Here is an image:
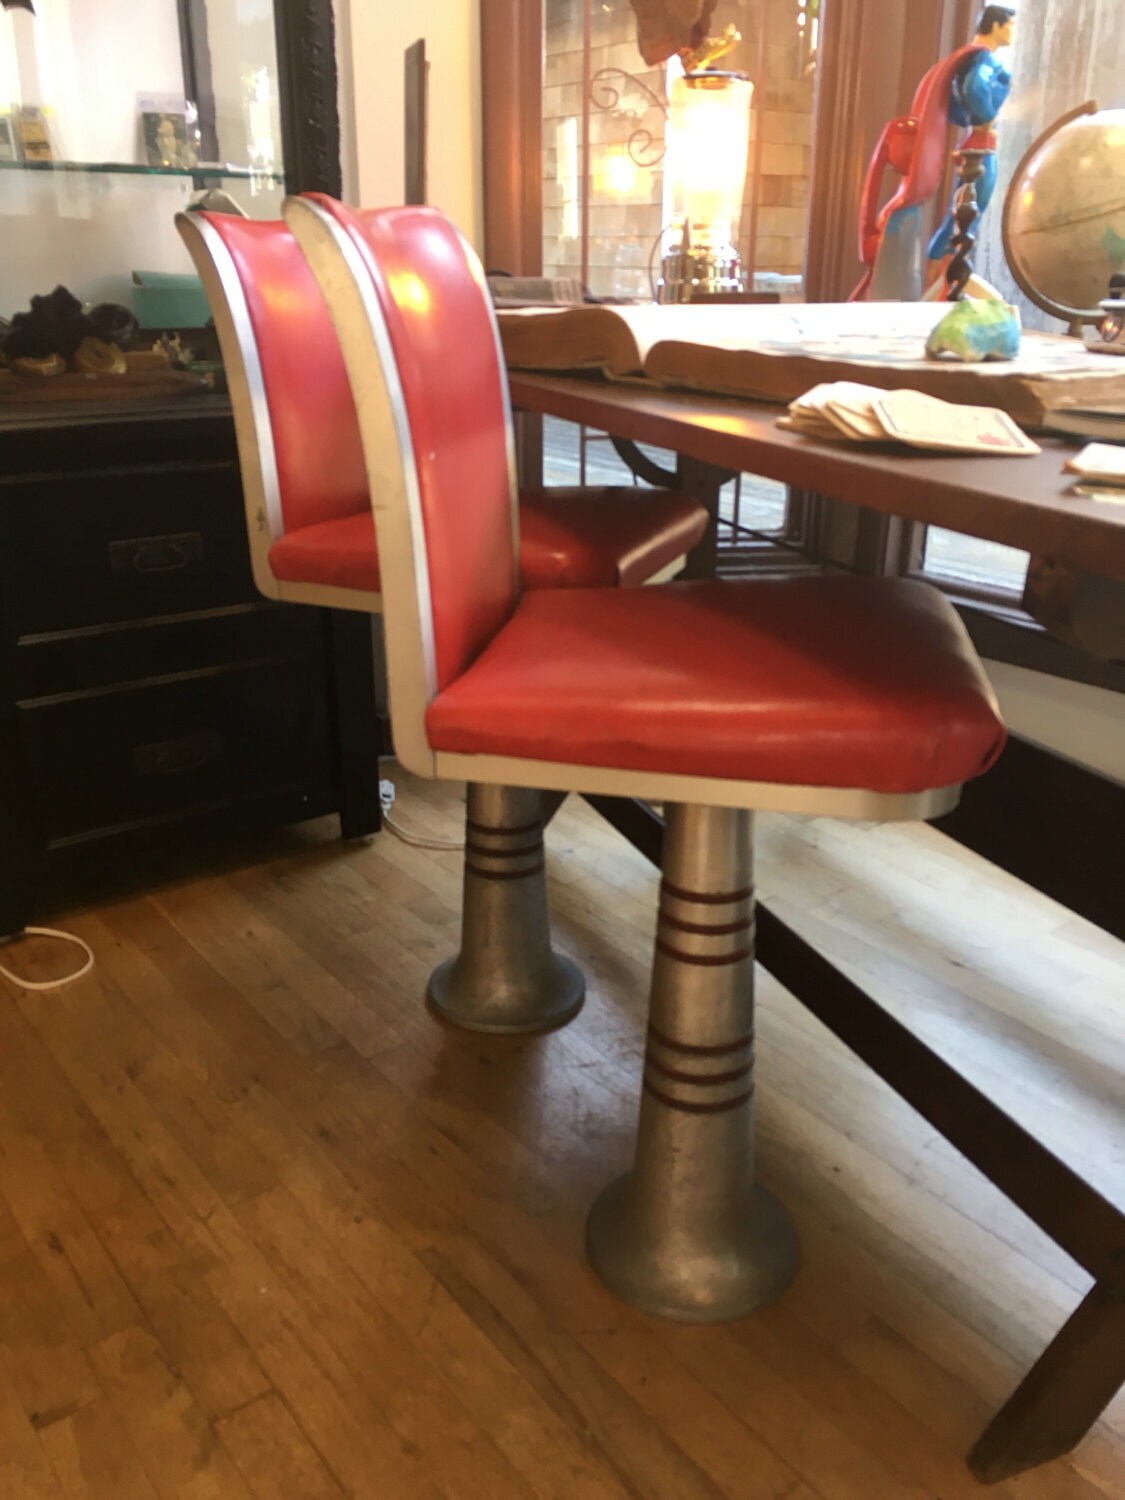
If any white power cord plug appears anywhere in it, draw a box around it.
[379,778,465,851]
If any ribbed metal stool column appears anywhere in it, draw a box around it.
[586,802,798,1320]
[427,783,585,1034]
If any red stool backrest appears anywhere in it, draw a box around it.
[298,197,518,693]
[177,213,369,542]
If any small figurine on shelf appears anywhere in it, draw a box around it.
[852,6,1015,302]
[145,113,188,169]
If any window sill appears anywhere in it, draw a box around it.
[954,600,1125,696]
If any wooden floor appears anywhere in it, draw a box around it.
[1,770,1122,1500]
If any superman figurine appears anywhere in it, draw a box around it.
[852,5,1014,301]
[927,6,1015,267]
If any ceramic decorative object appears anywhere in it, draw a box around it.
[854,5,1015,302]
[925,297,1022,361]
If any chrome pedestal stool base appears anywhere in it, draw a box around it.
[427,783,585,1035]
[586,1175,796,1323]
[586,803,799,1321]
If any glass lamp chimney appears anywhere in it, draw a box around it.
[658,70,753,303]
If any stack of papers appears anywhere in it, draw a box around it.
[1064,442,1125,504]
[779,382,1042,456]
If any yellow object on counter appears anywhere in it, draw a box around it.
[11,353,66,378]
[74,338,127,376]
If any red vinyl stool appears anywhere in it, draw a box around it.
[178,211,708,1036]
[176,212,707,612]
[288,196,1007,1322]
[177,208,708,1032]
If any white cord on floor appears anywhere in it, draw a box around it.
[0,927,95,991]
[380,779,465,852]
[0,787,461,994]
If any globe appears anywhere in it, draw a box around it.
[1002,105,1125,326]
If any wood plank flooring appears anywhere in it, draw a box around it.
[1,769,1122,1499]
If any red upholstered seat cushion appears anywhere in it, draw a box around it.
[519,487,707,587]
[268,488,708,596]
[425,576,1006,793]
[270,512,380,593]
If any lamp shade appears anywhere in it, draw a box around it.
[665,71,753,248]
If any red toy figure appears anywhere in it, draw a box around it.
[852,7,1015,301]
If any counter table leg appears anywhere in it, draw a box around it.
[969,1279,1125,1483]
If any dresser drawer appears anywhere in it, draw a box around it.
[2,461,255,636]
[13,601,320,701]
[18,657,333,843]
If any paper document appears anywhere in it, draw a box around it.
[779,382,1041,455]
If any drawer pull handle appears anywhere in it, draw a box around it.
[109,532,204,575]
[133,731,223,776]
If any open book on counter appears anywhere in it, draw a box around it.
[496,302,1125,430]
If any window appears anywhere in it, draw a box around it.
[542,0,816,299]
[920,528,1030,594]
[541,0,819,569]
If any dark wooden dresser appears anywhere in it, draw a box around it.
[0,397,381,938]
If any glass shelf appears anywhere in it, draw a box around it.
[2,0,289,365]
[0,159,284,183]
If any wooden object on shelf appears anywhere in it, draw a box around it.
[943,145,989,300]
[0,366,209,403]
[404,38,428,206]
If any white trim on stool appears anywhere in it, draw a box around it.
[177,211,383,619]
[286,195,441,774]
[177,212,286,601]
[433,750,961,822]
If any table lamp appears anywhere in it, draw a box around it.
[657,67,753,303]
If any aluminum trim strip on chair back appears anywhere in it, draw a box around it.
[453,225,522,605]
[345,204,519,690]
[177,212,286,600]
[285,193,439,775]
[182,214,370,540]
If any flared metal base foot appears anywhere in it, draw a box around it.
[586,1173,799,1323]
[427,951,585,1035]
[426,782,585,1035]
